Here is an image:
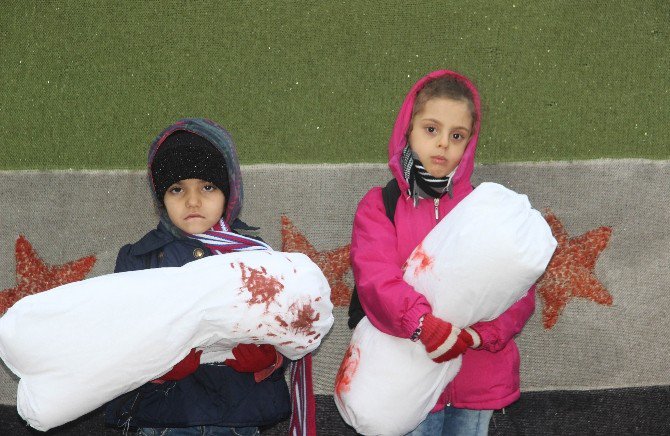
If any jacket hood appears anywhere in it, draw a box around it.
[147,118,243,234]
[388,70,482,195]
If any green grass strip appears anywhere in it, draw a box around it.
[1,1,668,169]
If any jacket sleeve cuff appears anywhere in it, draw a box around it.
[401,299,432,339]
[469,320,502,351]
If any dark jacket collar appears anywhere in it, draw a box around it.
[128,222,202,256]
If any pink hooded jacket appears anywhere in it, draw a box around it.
[350,70,535,411]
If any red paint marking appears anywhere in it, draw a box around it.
[280,341,292,346]
[537,211,614,329]
[408,243,433,276]
[289,300,320,335]
[230,263,235,269]
[313,333,321,340]
[267,332,277,337]
[280,214,353,308]
[239,262,284,310]
[0,235,97,315]
[275,315,289,328]
[335,344,360,398]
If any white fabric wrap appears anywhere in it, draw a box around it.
[0,250,334,432]
[335,183,557,435]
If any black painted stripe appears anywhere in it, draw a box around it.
[1,386,669,435]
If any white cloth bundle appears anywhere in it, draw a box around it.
[335,183,557,435]
[0,250,334,431]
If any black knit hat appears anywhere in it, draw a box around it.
[151,130,229,204]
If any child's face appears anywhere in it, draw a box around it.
[163,178,225,234]
[408,97,473,178]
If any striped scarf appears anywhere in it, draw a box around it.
[413,159,453,198]
[190,218,272,252]
[401,145,454,200]
[288,354,316,436]
[189,218,317,436]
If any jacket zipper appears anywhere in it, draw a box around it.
[434,198,440,222]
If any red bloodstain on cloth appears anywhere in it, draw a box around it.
[239,262,284,310]
[0,235,96,315]
[406,243,433,276]
[536,210,613,329]
[335,344,361,398]
[281,215,352,307]
[274,315,289,328]
[289,301,320,336]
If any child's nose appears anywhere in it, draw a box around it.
[437,134,449,148]
[185,192,201,207]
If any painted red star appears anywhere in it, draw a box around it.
[281,215,352,307]
[0,235,96,315]
[536,210,613,329]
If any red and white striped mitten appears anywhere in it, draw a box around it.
[419,314,473,363]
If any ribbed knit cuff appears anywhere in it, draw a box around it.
[464,327,482,349]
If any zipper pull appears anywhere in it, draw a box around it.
[434,198,439,221]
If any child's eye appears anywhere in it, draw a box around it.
[452,132,468,141]
[168,186,182,194]
[426,126,437,134]
[202,184,218,192]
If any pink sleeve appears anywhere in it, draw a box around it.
[470,286,536,352]
[350,188,432,338]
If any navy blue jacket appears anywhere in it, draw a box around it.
[105,221,291,429]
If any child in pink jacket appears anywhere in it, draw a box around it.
[350,70,535,435]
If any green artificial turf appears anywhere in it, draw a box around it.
[1,1,668,169]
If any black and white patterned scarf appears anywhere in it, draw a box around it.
[401,145,454,202]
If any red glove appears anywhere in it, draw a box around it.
[154,348,202,382]
[224,344,282,382]
[419,314,474,363]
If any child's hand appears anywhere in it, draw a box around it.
[153,348,202,382]
[224,343,282,381]
[419,314,473,363]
